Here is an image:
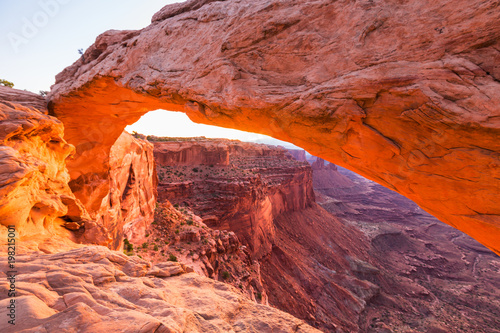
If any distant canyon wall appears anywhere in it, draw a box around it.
[153,139,378,331]
[154,139,314,259]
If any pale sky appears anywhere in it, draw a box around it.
[0,0,298,147]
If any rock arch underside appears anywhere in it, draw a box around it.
[48,0,500,255]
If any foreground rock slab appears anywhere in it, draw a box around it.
[49,0,500,255]
[0,246,320,333]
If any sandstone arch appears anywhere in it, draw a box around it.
[49,0,500,255]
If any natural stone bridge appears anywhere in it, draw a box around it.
[49,0,500,255]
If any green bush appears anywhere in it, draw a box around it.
[168,254,177,262]
[123,239,133,252]
[0,79,14,88]
[222,271,230,280]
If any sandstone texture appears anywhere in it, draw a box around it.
[98,131,157,249]
[0,88,157,251]
[0,246,320,333]
[49,0,500,255]
[0,87,91,252]
[132,200,270,306]
[153,138,381,331]
[154,138,314,258]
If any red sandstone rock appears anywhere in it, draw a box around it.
[0,88,156,250]
[49,0,500,255]
[107,132,157,248]
[317,166,500,332]
[153,138,383,330]
[288,149,307,162]
[124,200,270,305]
[153,139,230,166]
[67,131,157,249]
[0,87,94,251]
[261,203,376,332]
[154,138,314,258]
[311,157,354,189]
[0,246,320,332]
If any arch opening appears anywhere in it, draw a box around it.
[47,0,500,255]
[49,80,500,256]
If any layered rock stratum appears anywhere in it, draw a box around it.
[48,0,500,255]
[154,138,315,258]
[0,87,93,252]
[152,138,381,331]
[313,158,500,332]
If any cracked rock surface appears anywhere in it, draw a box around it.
[0,246,319,333]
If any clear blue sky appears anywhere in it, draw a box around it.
[0,0,298,147]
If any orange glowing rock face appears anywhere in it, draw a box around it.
[0,87,91,252]
[50,0,500,255]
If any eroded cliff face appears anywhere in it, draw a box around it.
[260,204,377,332]
[153,139,386,331]
[0,87,156,251]
[153,138,230,166]
[313,159,500,332]
[100,132,157,249]
[48,0,500,255]
[155,138,314,259]
[311,158,354,190]
[0,87,92,252]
